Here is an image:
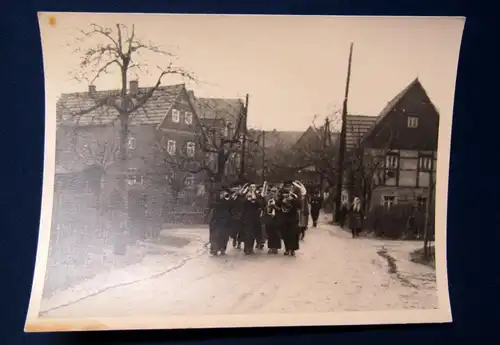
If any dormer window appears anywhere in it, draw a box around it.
[185,111,193,125]
[172,109,180,123]
[407,116,419,128]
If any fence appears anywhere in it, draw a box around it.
[364,204,434,240]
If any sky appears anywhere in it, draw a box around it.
[39,13,464,131]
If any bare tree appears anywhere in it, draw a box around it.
[59,23,196,212]
[269,111,342,188]
[345,121,399,215]
[156,97,247,202]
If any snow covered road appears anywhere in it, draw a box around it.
[41,223,438,318]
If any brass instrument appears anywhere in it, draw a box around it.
[266,197,277,216]
[280,192,297,213]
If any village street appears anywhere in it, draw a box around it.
[39,215,438,318]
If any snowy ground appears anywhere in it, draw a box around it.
[39,216,437,318]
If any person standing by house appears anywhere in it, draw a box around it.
[309,190,323,227]
[349,197,363,238]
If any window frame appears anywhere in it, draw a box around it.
[167,140,176,155]
[384,151,400,186]
[186,141,196,157]
[185,111,193,125]
[381,195,397,208]
[172,109,180,123]
[407,116,419,128]
[128,136,136,150]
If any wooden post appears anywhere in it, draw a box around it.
[334,42,354,223]
[261,130,266,183]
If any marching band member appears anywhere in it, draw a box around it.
[228,186,243,249]
[263,186,282,254]
[241,183,265,255]
[279,183,302,256]
[210,188,232,256]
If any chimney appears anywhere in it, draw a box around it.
[88,85,96,95]
[129,80,138,95]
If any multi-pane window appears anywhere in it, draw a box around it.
[184,173,195,187]
[384,152,399,186]
[186,141,195,157]
[407,116,419,128]
[419,156,433,172]
[185,111,193,125]
[382,195,397,208]
[167,140,176,155]
[127,175,143,185]
[418,154,433,187]
[172,109,180,123]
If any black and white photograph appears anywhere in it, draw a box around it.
[26,13,464,332]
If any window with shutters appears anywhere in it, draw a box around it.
[172,109,180,123]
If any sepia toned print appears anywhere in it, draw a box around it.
[25,13,464,332]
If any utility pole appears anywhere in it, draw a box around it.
[261,130,266,183]
[319,117,329,197]
[334,42,354,223]
[239,94,249,182]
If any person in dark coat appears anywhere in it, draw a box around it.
[279,192,301,256]
[263,187,282,254]
[349,197,363,238]
[338,200,349,229]
[209,189,231,255]
[215,190,233,255]
[309,191,323,227]
[229,191,243,249]
[241,187,264,255]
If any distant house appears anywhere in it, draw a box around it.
[55,81,206,224]
[343,78,439,237]
[244,128,303,183]
[269,124,339,191]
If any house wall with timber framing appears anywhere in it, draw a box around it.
[344,78,440,228]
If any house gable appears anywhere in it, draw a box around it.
[157,87,198,134]
[361,78,440,151]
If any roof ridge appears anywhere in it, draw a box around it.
[59,83,185,97]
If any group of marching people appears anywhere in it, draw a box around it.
[208,180,323,257]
